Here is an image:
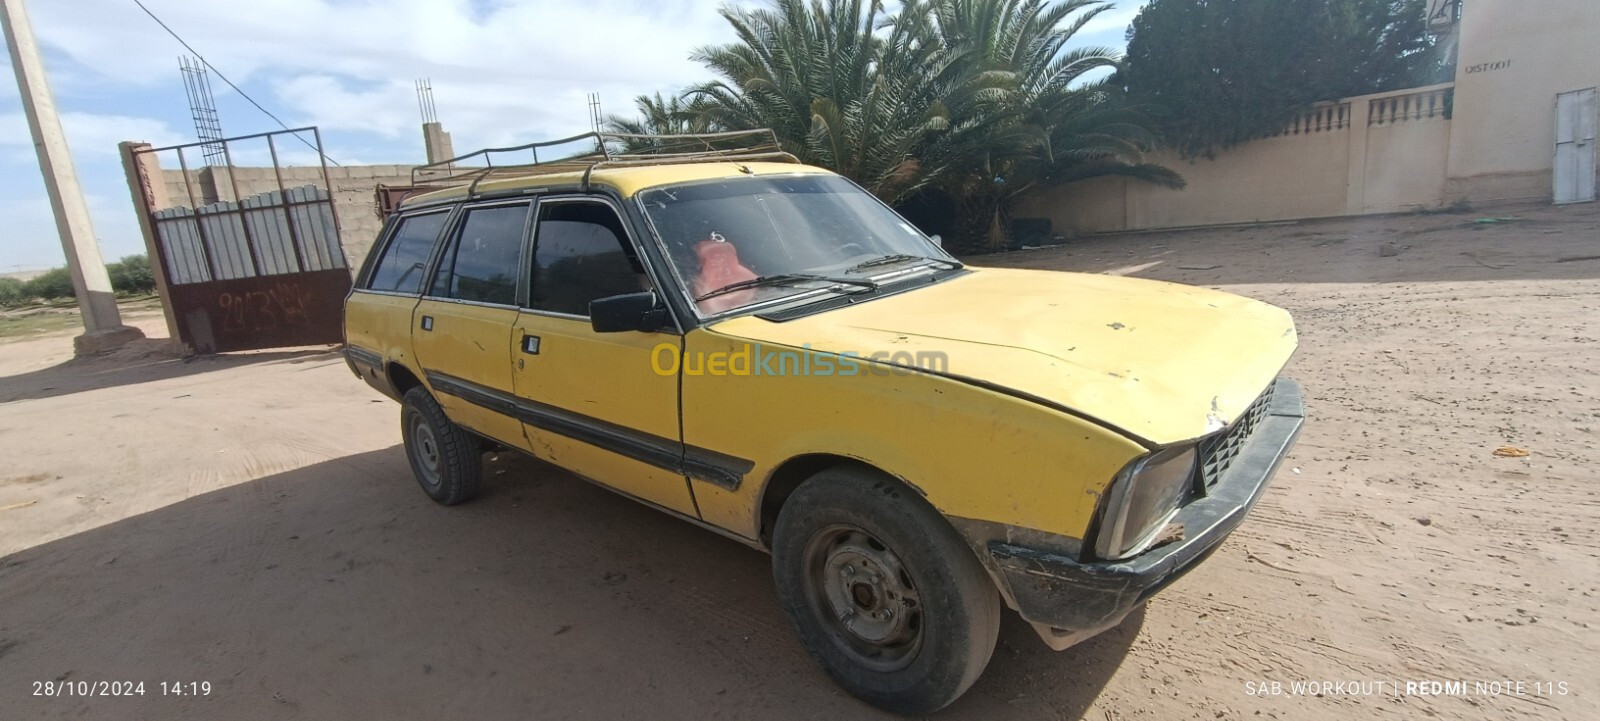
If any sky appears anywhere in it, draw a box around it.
[0,0,1146,272]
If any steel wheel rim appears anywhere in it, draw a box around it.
[801,524,924,672]
[408,412,443,491]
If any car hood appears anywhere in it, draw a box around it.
[708,267,1297,446]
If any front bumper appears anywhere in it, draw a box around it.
[989,379,1305,647]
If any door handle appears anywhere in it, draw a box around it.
[521,334,541,355]
[419,315,434,332]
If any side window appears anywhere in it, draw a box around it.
[429,203,529,305]
[528,202,646,316]
[367,211,449,294]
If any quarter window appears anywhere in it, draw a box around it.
[368,211,449,294]
[430,203,529,305]
[528,202,645,316]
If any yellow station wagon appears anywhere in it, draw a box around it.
[343,130,1304,714]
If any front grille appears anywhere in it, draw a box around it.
[1197,381,1276,490]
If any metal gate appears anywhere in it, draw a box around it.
[129,128,352,353]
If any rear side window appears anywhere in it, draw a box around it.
[368,212,449,294]
[429,203,529,305]
[528,202,645,316]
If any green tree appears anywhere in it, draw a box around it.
[908,0,1184,250]
[1123,0,1456,158]
[643,0,1180,252]
[684,0,950,202]
[22,267,74,300]
[0,277,25,306]
[107,254,156,294]
[603,93,725,153]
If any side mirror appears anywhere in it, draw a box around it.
[929,234,943,249]
[590,291,669,333]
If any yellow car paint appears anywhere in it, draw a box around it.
[509,313,698,517]
[344,291,421,394]
[680,325,1150,542]
[354,160,1298,554]
[412,300,524,445]
[710,267,1298,446]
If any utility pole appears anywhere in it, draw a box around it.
[2,0,143,354]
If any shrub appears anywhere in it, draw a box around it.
[22,267,75,300]
[108,254,156,294]
[0,277,26,306]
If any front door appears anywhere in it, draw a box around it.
[1555,88,1597,205]
[510,197,696,516]
[411,201,532,449]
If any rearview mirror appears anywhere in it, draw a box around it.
[929,234,943,248]
[590,291,669,333]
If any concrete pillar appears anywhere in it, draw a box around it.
[423,122,455,164]
[1345,98,1372,214]
[119,142,182,345]
[2,0,143,353]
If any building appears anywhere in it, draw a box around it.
[1016,0,1599,235]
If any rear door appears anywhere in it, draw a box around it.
[411,201,533,448]
[509,196,697,516]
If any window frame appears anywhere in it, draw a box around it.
[420,199,534,310]
[523,194,681,333]
[358,207,457,297]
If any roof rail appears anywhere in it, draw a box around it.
[409,129,798,196]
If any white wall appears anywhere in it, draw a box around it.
[1446,0,1600,201]
[1015,87,1455,234]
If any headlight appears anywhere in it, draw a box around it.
[1094,446,1198,560]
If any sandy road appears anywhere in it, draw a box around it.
[1,202,1595,719]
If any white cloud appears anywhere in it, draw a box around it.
[1079,2,1146,39]
[0,111,187,158]
[29,0,735,148]
[2,0,1137,270]
[0,187,149,271]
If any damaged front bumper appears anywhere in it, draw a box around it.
[991,379,1305,650]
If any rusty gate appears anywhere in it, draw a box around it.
[129,128,352,354]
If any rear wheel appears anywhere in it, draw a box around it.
[771,467,1000,715]
[401,386,481,505]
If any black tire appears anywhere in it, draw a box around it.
[771,466,1001,715]
[400,386,482,505]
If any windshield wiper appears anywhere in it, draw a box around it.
[845,254,963,274]
[695,274,880,302]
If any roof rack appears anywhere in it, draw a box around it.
[409,129,798,197]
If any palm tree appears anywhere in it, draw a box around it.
[612,0,1183,252]
[909,0,1184,251]
[603,93,722,153]
[685,0,963,202]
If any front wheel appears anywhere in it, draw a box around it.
[400,386,482,505]
[771,467,1000,715]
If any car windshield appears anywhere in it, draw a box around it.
[638,174,953,315]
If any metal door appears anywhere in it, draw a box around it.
[1555,88,1597,205]
[128,127,353,353]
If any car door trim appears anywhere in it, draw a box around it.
[423,370,752,490]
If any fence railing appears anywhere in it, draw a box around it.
[1267,83,1457,138]
[1280,103,1352,135]
[1368,86,1454,126]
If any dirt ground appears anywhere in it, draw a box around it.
[1,202,1595,720]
